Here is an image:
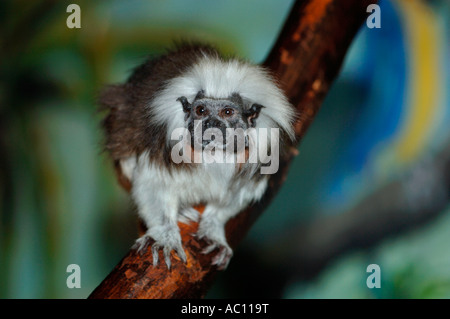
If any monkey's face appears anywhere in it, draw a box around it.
[177,91,263,151]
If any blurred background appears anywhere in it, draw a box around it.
[0,0,449,299]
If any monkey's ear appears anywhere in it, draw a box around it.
[194,90,205,100]
[244,103,264,127]
[98,85,128,111]
[229,92,243,105]
[177,96,191,113]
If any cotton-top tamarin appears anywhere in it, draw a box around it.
[99,43,296,269]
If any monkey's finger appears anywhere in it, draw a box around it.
[212,246,233,270]
[132,236,151,255]
[201,244,217,255]
[175,246,187,264]
[151,244,160,267]
[163,246,172,269]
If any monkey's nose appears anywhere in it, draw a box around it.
[205,119,222,129]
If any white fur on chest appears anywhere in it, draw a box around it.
[123,153,268,214]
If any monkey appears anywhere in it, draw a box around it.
[99,43,296,270]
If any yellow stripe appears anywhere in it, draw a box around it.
[394,0,442,162]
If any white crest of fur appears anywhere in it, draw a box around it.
[149,55,296,143]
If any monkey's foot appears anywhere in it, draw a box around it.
[132,226,187,269]
[197,225,233,270]
[202,241,233,270]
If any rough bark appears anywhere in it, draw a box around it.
[89,0,376,299]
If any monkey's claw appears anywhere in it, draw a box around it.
[132,235,151,255]
[132,230,187,269]
[200,240,233,270]
[207,244,233,270]
[150,241,187,269]
[197,220,233,269]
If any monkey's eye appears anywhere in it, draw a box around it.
[195,105,208,116]
[222,107,235,117]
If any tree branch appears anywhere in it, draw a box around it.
[89,0,375,299]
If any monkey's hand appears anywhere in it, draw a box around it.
[132,224,186,269]
[197,218,233,270]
